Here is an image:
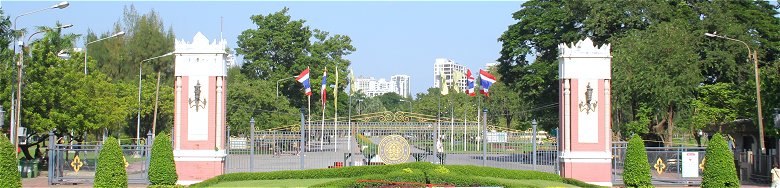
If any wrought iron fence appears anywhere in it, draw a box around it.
[48,132,152,185]
[612,141,707,186]
[225,121,558,174]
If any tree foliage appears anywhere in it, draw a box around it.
[86,5,176,137]
[94,137,128,188]
[236,8,355,113]
[701,133,739,188]
[499,1,780,142]
[226,67,297,135]
[623,135,652,188]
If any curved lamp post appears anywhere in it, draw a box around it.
[10,0,69,156]
[705,32,765,153]
[15,24,72,154]
[136,52,175,143]
[84,31,125,75]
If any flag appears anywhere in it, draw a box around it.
[479,69,496,97]
[349,69,356,95]
[452,70,463,93]
[440,71,449,95]
[296,67,312,96]
[466,69,475,96]
[321,68,328,105]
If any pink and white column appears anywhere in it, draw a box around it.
[172,32,229,185]
[558,38,612,187]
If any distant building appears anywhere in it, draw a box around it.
[391,75,411,98]
[354,75,411,98]
[485,62,498,70]
[433,58,467,92]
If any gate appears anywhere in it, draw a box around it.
[47,132,152,185]
[611,142,707,186]
[225,111,558,174]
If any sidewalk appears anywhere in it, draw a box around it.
[22,172,148,188]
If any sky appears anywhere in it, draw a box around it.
[3,1,522,95]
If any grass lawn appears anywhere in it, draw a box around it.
[482,177,578,188]
[203,177,576,188]
[206,178,344,187]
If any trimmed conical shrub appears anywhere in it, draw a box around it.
[623,135,652,188]
[701,133,739,187]
[149,134,178,185]
[0,136,21,188]
[94,137,127,188]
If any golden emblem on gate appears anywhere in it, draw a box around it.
[70,155,83,173]
[379,135,411,164]
[654,157,666,174]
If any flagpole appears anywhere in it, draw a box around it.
[347,78,348,161]
[464,104,467,152]
[308,95,311,150]
[321,68,327,151]
[476,79,481,151]
[450,95,454,151]
[436,88,440,162]
[334,64,339,152]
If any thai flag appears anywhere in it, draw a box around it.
[321,69,327,105]
[466,69,475,96]
[296,68,312,96]
[479,69,496,97]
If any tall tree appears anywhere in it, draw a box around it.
[498,1,780,143]
[236,8,355,113]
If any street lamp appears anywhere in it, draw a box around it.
[276,76,296,98]
[9,0,69,156]
[15,24,73,152]
[399,99,412,113]
[705,32,766,153]
[136,52,175,144]
[84,31,125,75]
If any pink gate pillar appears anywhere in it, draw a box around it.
[172,32,229,185]
[558,38,613,187]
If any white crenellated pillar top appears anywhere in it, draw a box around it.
[174,32,228,77]
[558,38,611,80]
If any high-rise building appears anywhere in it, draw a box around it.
[354,75,411,98]
[433,58,467,92]
[391,75,411,98]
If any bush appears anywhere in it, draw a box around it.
[94,137,127,188]
[623,135,652,187]
[149,134,178,185]
[0,136,21,188]
[701,133,739,188]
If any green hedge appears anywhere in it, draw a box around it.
[0,136,21,188]
[623,135,652,187]
[701,133,739,188]
[149,134,178,185]
[94,137,128,188]
[190,162,604,188]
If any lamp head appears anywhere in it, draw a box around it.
[704,33,717,37]
[60,24,73,29]
[112,31,126,37]
[52,1,69,9]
